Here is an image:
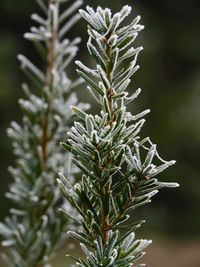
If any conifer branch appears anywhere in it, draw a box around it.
[0,1,88,266]
[58,5,179,267]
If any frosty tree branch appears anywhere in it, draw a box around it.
[58,5,179,267]
[0,1,88,267]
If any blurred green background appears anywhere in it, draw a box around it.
[0,0,200,266]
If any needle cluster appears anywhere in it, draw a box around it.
[58,5,179,267]
[0,0,88,266]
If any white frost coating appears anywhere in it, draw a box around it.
[57,5,179,267]
[1,0,86,266]
[50,4,59,30]
[60,0,83,24]
[75,60,99,78]
[31,13,46,25]
[59,13,81,38]
[18,54,45,82]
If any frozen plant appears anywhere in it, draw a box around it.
[0,0,89,266]
[58,5,179,267]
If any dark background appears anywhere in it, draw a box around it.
[0,0,200,266]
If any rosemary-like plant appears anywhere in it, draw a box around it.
[58,5,179,267]
[0,0,88,266]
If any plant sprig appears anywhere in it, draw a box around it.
[0,1,89,267]
[58,5,179,267]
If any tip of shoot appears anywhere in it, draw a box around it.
[170,160,176,165]
[173,182,180,188]
[56,178,61,184]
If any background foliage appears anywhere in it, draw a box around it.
[0,0,200,250]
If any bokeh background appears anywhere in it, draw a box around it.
[0,0,200,266]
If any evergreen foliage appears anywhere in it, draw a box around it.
[0,0,88,266]
[58,5,179,267]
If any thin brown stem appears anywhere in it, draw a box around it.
[100,179,112,244]
[41,1,58,170]
[109,199,131,230]
[99,40,116,244]
[109,182,137,229]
